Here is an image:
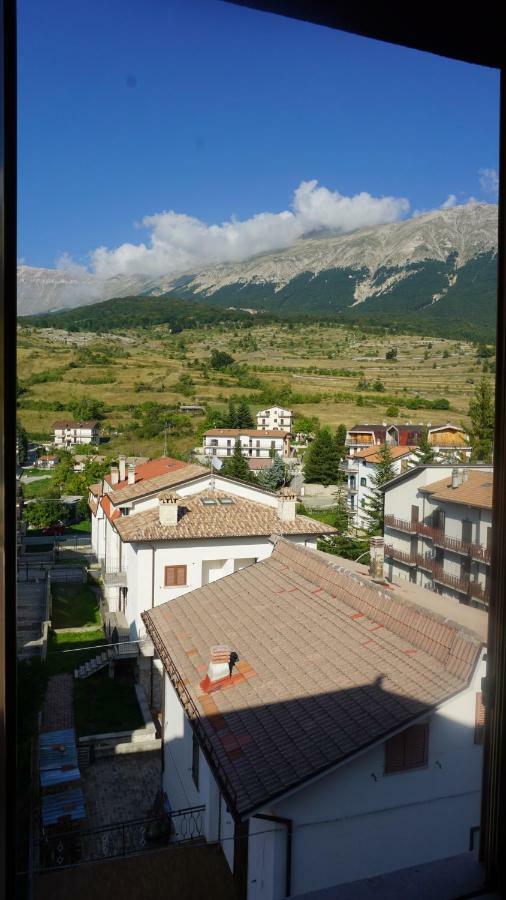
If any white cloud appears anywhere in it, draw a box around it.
[55,252,90,276]
[75,180,410,280]
[440,194,458,209]
[479,168,499,198]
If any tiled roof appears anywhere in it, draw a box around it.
[103,456,188,489]
[88,499,98,516]
[354,445,416,462]
[204,429,289,438]
[142,539,485,817]
[420,470,493,509]
[247,458,273,470]
[52,420,99,428]
[114,490,334,542]
[89,482,101,496]
[106,462,209,504]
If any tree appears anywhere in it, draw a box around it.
[293,414,319,436]
[24,498,69,530]
[223,400,238,428]
[236,399,254,429]
[256,453,286,491]
[68,397,105,421]
[363,443,396,535]
[410,427,435,466]
[173,373,194,394]
[210,349,235,370]
[335,424,347,462]
[75,496,90,522]
[220,438,254,483]
[303,427,342,486]
[16,420,29,465]
[385,347,398,360]
[468,376,494,462]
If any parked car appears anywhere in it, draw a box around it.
[42,523,65,536]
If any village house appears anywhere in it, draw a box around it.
[202,429,290,461]
[341,444,419,528]
[36,454,59,469]
[346,422,471,460]
[53,419,100,448]
[88,456,334,709]
[256,406,293,432]
[141,537,487,900]
[382,465,493,609]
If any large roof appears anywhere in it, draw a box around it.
[114,490,334,542]
[420,470,493,510]
[142,539,485,818]
[354,445,416,462]
[52,419,98,429]
[106,461,209,504]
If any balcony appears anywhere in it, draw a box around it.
[101,561,127,587]
[384,515,417,535]
[384,544,416,566]
[433,566,470,596]
[468,580,490,606]
[385,516,491,564]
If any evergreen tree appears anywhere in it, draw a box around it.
[16,420,29,465]
[468,376,494,462]
[221,438,253,483]
[410,426,435,466]
[335,423,347,462]
[363,443,396,535]
[257,453,286,491]
[223,400,238,429]
[236,399,254,429]
[303,427,342,486]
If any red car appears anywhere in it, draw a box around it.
[42,523,65,536]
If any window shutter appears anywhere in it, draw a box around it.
[475,692,485,745]
[385,732,406,773]
[404,724,428,768]
[164,566,176,587]
[176,566,187,586]
[164,565,187,587]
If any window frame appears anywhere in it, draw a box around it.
[164,564,187,588]
[384,723,429,775]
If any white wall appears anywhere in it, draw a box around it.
[248,655,486,899]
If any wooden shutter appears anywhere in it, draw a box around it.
[164,565,187,587]
[385,724,428,773]
[385,731,406,773]
[475,692,485,745]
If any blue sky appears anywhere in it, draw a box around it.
[18,0,499,276]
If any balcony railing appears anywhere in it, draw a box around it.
[433,567,470,595]
[385,516,491,563]
[101,561,127,586]
[384,544,416,566]
[468,581,491,605]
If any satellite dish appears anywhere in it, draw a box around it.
[211,456,223,470]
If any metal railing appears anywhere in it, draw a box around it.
[433,566,470,595]
[35,806,205,870]
[385,516,491,563]
[384,515,418,534]
[384,544,416,566]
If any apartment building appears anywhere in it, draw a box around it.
[256,405,293,432]
[341,444,418,528]
[346,422,471,459]
[142,538,487,899]
[202,428,290,460]
[53,419,100,447]
[382,465,492,609]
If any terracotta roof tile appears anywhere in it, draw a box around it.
[142,539,485,817]
[106,461,209,504]
[354,445,417,462]
[114,490,334,542]
[420,470,493,509]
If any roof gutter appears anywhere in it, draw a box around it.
[253,813,292,897]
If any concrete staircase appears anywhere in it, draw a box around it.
[74,651,109,679]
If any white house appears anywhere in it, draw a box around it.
[53,419,100,447]
[382,465,493,609]
[142,538,487,900]
[341,444,419,529]
[203,429,290,461]
[36,454,60,469]
[88,456,334,710]
[256,406,293,432]
[346,422,471,460]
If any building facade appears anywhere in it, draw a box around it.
[256,406,293,432]
[203,429,290,460]
[341,445,418,529]
[383,465,492,609]
[346,422,471,460]
[142,539,487,900]
[53,420,100,447]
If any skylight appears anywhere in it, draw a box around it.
[201,498,218,506]
[218,497,235,505]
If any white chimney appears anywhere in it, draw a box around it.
[110,466,119,486]
[277,487,297,522]
[159,492,179,526]
[462,468,469,482]
[451,468,462,489]
[207,645,232,684]
[369,536,385,582]
[119,455,126,481]
[128,464,136,485]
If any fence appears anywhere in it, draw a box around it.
[34,806,205,870]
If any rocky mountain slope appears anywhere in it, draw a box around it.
[18,204,497,328]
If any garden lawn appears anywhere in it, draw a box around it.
[74,668,144,736]
[297,504,337,527]
[45,630,106,676]
[66,520,92,534]
[51,583,101,629]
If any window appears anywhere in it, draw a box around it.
[385,723,429,773]
[191,731,200,789]
[164,565,187,587]
[475,692,485,745]
[360,477,367,487]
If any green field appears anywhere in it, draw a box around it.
[17,320,494,459]
[51,582,101,629]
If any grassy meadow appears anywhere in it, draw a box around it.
[17,320,493,458]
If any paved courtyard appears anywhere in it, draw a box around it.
[82,751,162,829]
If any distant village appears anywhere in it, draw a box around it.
[16,400,490,897]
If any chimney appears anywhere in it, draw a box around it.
[128,464,136,485]
[451,467,462,488]
[369,536,385,582]
[462,468,469,482]
[277,487,297,522]
[110,466,119,486]
[118,455,126,481]
[207,645,232,684]
[159,492,179,526]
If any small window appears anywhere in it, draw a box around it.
[475,692,485,745]
[201,498,218,506]
[360,477,367,487]
[218,497,234,505]
[164,565,187,587]
[192,731,200,790]
[385,724,429,774]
